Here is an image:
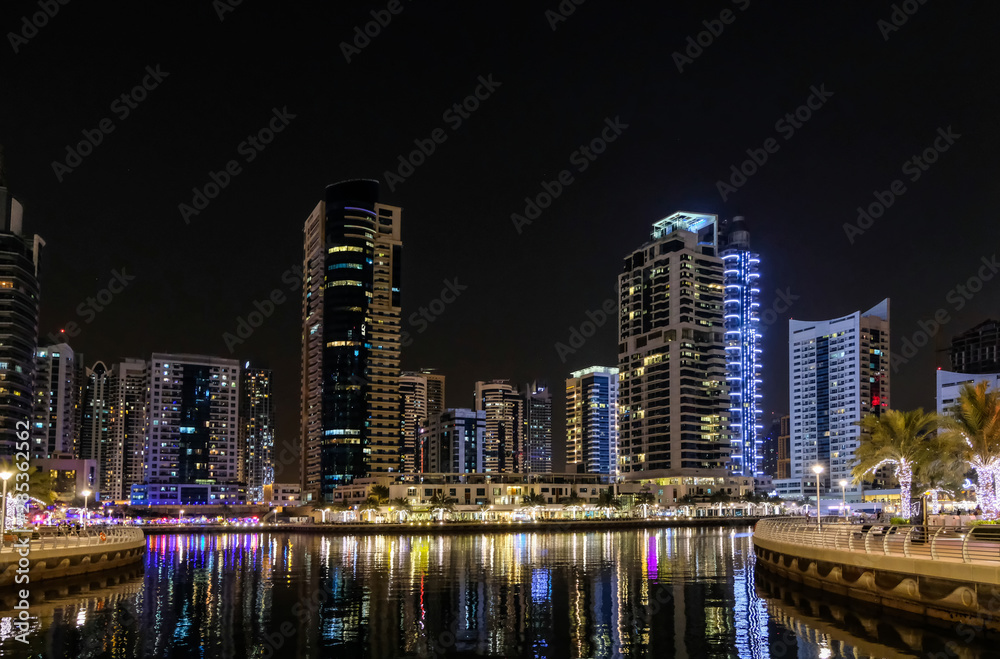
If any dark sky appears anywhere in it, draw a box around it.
[2,2,998,481]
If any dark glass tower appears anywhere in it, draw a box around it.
[301,180,402,501]
[0,176,43,459]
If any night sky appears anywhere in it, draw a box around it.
[2,2,997,480]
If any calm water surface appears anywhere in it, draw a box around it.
[0,526,990,658]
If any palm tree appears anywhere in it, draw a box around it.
[427,493,455,521]
[370,485,390,504]
[358,497,381,522]
[635,492,656,518]
[0,462,55,506]
[388,497,411,522]
[596,489,620,519]
[939,381,1000,516]
[852,408,940,519]
[559,494,585,520]
[520,492,546,520]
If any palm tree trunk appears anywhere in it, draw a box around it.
[976,465,997,516]
[897,462,913,519]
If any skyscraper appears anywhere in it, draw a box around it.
[521,381,552,474]
[720,216,762,477]
[31,343,79,459]
[565,366,619,476]
[301,180,403,502]
[950,320,1000,374]
[617,212,729,480]
[424,408,485,474]
[936,369,1000,414]
[241,364,274,503]
[776,299,890,501]
[79,361,114,497]
[0,177,43,459]
[422,369,446,417]
[109,359,148,501]
[399,372,428,473]
[474,380,524,473]
[134,353,243,505]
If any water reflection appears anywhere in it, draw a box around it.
[0,527,985,657]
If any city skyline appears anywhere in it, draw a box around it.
[2,3,997,480]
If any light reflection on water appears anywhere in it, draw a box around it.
[0,526,986,658]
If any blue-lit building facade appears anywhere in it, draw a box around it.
[565,366,618,477]
[301,180,403,502]
[721,216,762,477]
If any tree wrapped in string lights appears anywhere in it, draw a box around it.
[940,381,1000,517]
[852,409,942,520]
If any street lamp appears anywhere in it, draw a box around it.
[81,490,91,529]
[0,472,11,551]
[179,508,185,525]
[812,465,824,531]
[839,480,848,521]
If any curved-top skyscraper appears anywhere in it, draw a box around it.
[301,180,402,502]
[0,177,43,458]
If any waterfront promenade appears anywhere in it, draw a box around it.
[753,517,1000,630]
[143,515,760,536]
[0,527,145,588]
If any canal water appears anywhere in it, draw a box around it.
[0,526,990,657]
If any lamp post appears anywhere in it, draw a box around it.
[81,490,91,529]
[839,480,848,521]
[812,464,824,531]
[0,472,11,551]
[179,508,185,525]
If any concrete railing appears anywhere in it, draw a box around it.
[2,526,145,552]
[754,517,1000,564]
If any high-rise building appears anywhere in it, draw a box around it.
[31,343,79,459]
[241,364,274,504]
[776,299,890,501]
[521,381,552,474]
[301,180,403,502]
[79,361,114,497]
[617,212,729,480]
[937,369,1000,414]
[565,366,619,476]
[760,416,780,478]
[950,320,1000,374]
[423,409,485,474]
[720,216,763,476]
[399,372,428,473]
[133,353,243,505]
[474,380,524,473]
[109,359,148,502]
[422,369,446,417]
[0,177,43,459]
[776,414,791,480]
